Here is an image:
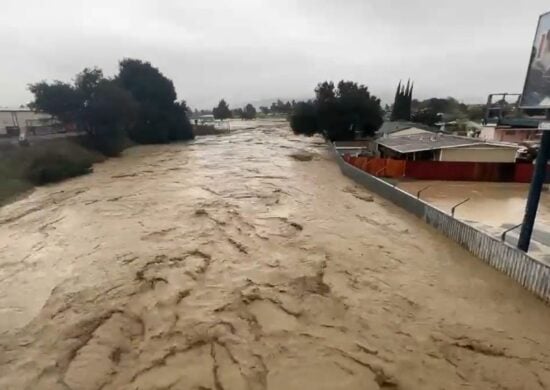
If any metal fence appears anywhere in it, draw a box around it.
[333,146,550,302]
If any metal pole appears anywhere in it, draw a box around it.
[416,185,431,199]
[451,197,470,217]
[518,111,550,252]
[501,223,522,242]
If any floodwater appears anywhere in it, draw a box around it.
[1,120,550,389]
[398,181,550,259]
[397,181,550,228]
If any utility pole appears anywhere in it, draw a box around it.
[517,111,550,252]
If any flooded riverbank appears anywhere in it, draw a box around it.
[1,120,550,389]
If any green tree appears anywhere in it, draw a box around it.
[270,99,293,114]
[213,99,232,120]
[83,80,138,156]
[28,81,83,124]
[291,80,383,141]
[411,109,440,126]
[117,58,193,143]
[290,102,318,136]
[29,58,193,155]
[232,108,244,118]
[259,106,269,115]
[242,104,256,120]
[466,105,486,121]
[391,80,413,121]
[75,67,104,101]
[116,58,193,143]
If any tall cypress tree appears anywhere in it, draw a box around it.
[391,81,401,121]
[391,79,413,121]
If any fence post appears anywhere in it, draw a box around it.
[501,223,522,243]
[417,185,431,199]
[451,198,470,217]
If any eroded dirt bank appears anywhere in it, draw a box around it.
[1,120,550,389]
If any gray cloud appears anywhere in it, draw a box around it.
[0,0,548,109]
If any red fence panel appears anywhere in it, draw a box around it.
[405,161,519,182]
[344,157,545,183]
[514,164,534,183]
[385,159,406,178]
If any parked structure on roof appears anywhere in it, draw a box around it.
[436,120,482,137]
[480,93,543,143]
[376,132,518,163]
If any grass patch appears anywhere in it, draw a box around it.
[0,137,104,205]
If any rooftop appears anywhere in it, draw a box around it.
[377,133,517,154]
[377,121,435,135]
[0,107,33,113]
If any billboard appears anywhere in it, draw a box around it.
[521,12,550,108]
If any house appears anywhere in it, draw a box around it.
[480,117,542,143]
[0,108,55,136]
[377,133,518,163]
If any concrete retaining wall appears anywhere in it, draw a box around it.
[333,146,550,302]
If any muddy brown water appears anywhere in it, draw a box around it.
[397,181,550,229]
[1,120,550,389]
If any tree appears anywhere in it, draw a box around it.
[411,97,470,120]
[467,105,486,121]
[213,99,232,120]
[291,80,383,141]
[116,58,193,143]
[75,67,103,101]
[232,108,244,118]
[259,106,269,115]
[391,80,413,121]
[270,99,293,115]
[411,109,440,126]
[83,80,138,156]
[28,81,83,124]
[290,102,318,136]
[29,58,193,156]
[242,104,256,120]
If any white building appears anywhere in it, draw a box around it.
[0,108,54,136]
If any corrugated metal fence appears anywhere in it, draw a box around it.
[333,146,550,302]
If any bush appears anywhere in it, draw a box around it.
[23,140,101,185]
[0,139,103,203]
[26,152,93,184]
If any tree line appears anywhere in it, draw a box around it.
[29,59,193,156]
[410,97,485,125]
[193,98,300,121]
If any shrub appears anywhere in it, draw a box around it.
[26,152,93,185]
[0,138,103,200]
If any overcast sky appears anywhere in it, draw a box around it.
[1,0,549,109]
